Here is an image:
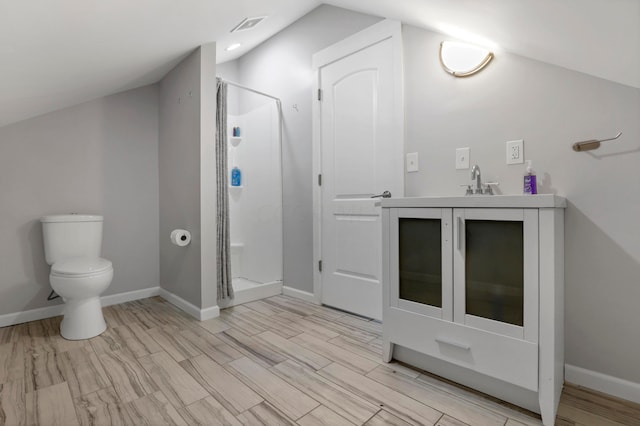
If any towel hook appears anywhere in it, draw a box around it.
[572,132,622,152]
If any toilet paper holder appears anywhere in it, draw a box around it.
[170,229,191,247]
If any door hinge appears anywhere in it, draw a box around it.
[317,89,323,101]
[318,174,322,186]
[318,260,323,272]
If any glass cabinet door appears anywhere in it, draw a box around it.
[453,208,539,341]
[465,219,524,326]
[390,208,453,320]
[399,218,442,307]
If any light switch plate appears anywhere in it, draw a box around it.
[406,152,419,172]
[506,139,524,164]
[456,147,470,169]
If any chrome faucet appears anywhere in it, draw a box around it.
[465,164,498,195]
[470,165,482,194]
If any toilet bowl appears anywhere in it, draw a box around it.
[49,257,113,340]
[41,214,113,340]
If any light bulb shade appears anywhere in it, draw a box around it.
[439,41,494,77]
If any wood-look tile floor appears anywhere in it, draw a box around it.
[1,295,639,426]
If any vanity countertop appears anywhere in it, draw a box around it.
[381,194,566,209]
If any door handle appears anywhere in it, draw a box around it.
[457,216,463,250]
[371,191,392,198]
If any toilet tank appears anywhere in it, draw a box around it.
[41,214,104,265]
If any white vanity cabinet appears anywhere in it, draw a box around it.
[381,195,566,426]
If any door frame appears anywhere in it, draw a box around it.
[311,19,405,304]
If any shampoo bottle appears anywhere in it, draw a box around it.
[231,167,242,187]
[523,160,537,194]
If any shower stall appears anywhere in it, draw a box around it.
[219,79,283,307]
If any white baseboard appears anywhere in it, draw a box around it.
[0,286,161,328]
[158,288,220,321]
[0,304,64,328]
[565,364,640,404]
[200,305,220,321]
[101,286,161,307]
[282,286,319,304]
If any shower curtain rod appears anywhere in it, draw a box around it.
[219,78,281,103]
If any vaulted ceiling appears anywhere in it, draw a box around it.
[0,0,637,128]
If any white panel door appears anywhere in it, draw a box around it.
[318,34,403,320]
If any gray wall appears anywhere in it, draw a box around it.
[159,49,203,307]
[0,85,160,315]
[228,5,382,293]
[402,24,640,383]
[158,44,217,309]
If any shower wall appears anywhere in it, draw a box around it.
[228,100,282,285]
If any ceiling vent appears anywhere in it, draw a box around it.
[231,16,266,33]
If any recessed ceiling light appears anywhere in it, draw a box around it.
[226,43,241,52]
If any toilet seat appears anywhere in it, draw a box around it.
[51,257,112,278]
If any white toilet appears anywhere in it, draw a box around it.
[41,214,113,340]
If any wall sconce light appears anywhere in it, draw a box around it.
[439,41,494,77]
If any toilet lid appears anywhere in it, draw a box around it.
[51,257,112,278]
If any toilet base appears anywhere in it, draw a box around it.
[60,296,107,340]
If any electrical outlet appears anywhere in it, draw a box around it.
[456,147,470,169]
[406,152,419,172]
[506,140,524,164]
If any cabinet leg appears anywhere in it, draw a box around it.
[540,395,559,426]
[382,340,393,363]
[540,407,556,426]
[539,369,562,425]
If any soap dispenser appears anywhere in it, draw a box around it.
[523,160,537,194]
[231,166,242,187]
